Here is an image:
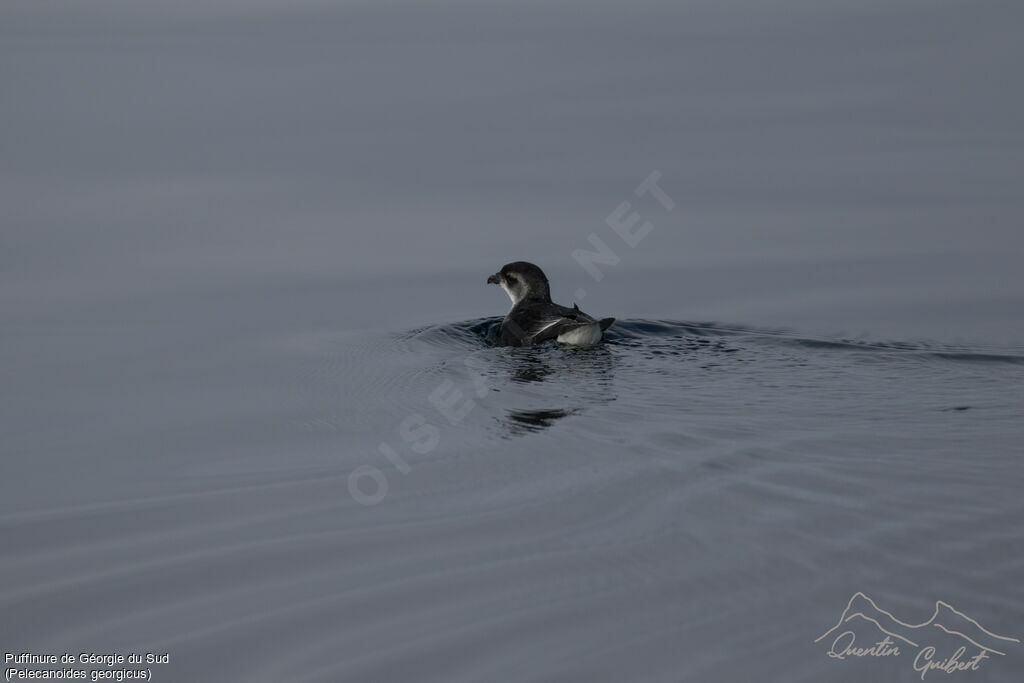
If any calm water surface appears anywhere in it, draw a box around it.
[2,1,1023,681]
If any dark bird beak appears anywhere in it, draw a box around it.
[487,273,500,285]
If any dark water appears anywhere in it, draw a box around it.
[3,0,1024,681]
[3,297,1022,682]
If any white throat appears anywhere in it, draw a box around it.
[500,282,523,306]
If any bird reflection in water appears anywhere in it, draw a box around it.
[495,345,616,437]
[504,408,580,435]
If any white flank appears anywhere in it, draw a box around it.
[557,323,602,346]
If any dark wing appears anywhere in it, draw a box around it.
[520,303,599,345]
[499,301,611,346]
[550,302,597,323]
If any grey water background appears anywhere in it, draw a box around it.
[3,1,1024,681]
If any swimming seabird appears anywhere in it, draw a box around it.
[487,261,615,346]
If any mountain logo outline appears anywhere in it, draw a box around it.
[817,591,1020,656]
